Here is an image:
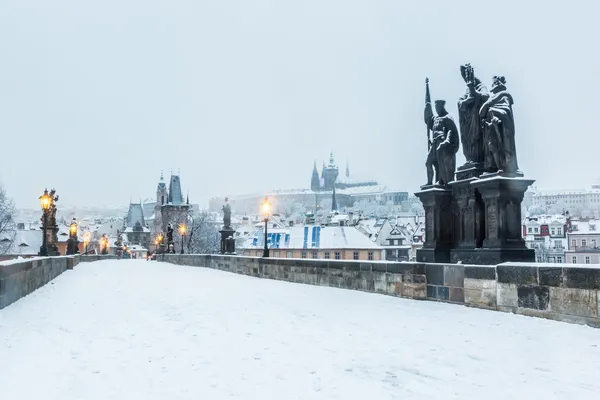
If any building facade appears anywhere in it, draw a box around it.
[237,225,383,261]
[565,218,600,264]
[522,215,568,263]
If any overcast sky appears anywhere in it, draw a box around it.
[1,0,598,209]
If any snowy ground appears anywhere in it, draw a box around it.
[1,260,599,399]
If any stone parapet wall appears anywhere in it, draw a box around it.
[162,255,600,328]
[79,255,118,263]
[0,255,81,309]
[163,255,428,300]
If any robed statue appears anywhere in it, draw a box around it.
[222,197,232,229]
[166,224,174,245]
[479,76,519,174]
[424,78,460,186]
[457,64,488,165]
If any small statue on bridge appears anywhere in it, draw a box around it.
[166,224,174,247]
[222,197,232,229]
[424,78,460,186]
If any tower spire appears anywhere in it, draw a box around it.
[345,159,350,178]
[331,185,337,212]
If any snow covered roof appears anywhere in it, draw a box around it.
[569,219,600,234]
[168,174,184,205]
[125,203,145,228]
[0,230,43,256]
[524,215,567,226]
[123,226,151,233]
[240,226,381,250]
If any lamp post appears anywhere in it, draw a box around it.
[83,231,91,255]
[67,219,78,255]
[262,196,270,258]
[83,232,92,254]
[39,189,51,256]
[100,234,109,255]
[179,224,187,254]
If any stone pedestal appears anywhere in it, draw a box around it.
[47,224,60,256]
[220,228,235,255]
[450,178,486,262]
[415,186,454,263]
[468,173,535,264]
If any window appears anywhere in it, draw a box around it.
[557,256,563,263]
[353,251,359,260]
[368,251,374,261]
[334,251,341,260]
[273,251,280,257]
[554,240,562,249]
[572,256,577,264]
[585,256,590,264]
[312,251,318,259]
[551,228,556,235]
[324,252,330,259]
[528,227,532,233]
[572,239,577,248]
[582,239,587,247]
[557,228,562,235]
[534,227,539,233]
[286,251,293,258]
[301,251,307,259]
[593,239,597,248]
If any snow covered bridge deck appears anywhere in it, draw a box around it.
[1,259,599,399]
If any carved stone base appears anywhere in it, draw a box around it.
[469,174,535,263]
[450,248,534,265]
[220,229,235,255]
[415,185,453,263]
[450,177,485,250]
[455,162,486,180]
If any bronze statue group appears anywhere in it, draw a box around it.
[424,63,519,187]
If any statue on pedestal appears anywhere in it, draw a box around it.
[458,64,488,165]
[480,76,519,174]
[222,197,232,229]
[424,78,460,186]
[167,224,174,243]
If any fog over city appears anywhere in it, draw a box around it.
[0,0,598,208]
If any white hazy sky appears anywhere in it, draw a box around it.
[1,0,598,209]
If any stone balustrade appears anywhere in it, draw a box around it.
[0,255,80,309]
[162,254,600,328]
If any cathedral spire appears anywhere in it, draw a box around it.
[331,185,337,212]
[345,159,350,178]
[311,160,321,191]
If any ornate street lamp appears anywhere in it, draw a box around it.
[100,234,109,255]
[39,189,51,256]
[83,231,91,254]
[179,223,187,254]
[67,218,79,255]
[69,220,78,237]
[261,197,270,258]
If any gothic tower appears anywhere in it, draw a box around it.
[322,152,339,191]
[154,171,168,234]
[311,160,321,191]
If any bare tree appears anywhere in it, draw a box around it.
[0,185,16,255]
[186,210,220,254]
